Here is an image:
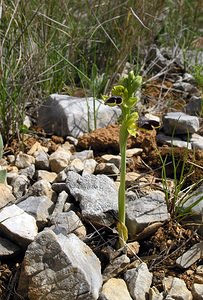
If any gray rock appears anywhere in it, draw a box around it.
[95,162,119,176]
[146,46,171,72]
[71,150,94,161]
[51,191,68,215]
[66,171,118,226]
[52,182,69,194]
[82,159,97,175]
[0,183,15,209]
[19,164,35,179]
[49,148,71,173]
[99,278,133,300]
[192,283,203,300]
[15,152,35,169]
[37,94,121,138]
[101,154,121,169]
[182,183,203,236]
[163,112,199,135]
[176,242,203,269]
[28,179,56,202]
[54,170,67,182]
[163,276,192,300]
[0,204,38,247]
[173,82,200,95]
[35,150,50,170]
[124,262,153,300]
[10,174,30,198]
[17,196,54,230]
[186,96,203,116]
[103,254,130,282]
[126,191,169,238]
[50,210,86,238]
[17,231,102,300]
[156,132,192,149]
[0,236,20,257]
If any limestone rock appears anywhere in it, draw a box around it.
[176,242,203,269]
[0,236,20,257]
[49,149,71,173]
[66,171,118,226]
[0,204,38,247]
[17,196,54,229]
[49,210,86,238]
[28,179,55,202]
[35,150,50,170]
[124,262,153,300]
[17,231,102,300]
[163,112,199,135]
[71,150,94,161]
[0,183,15,209]
[156,132,192,149]
[95,162,119,176]
[103,254,130,282]
[163,276,192,300]
[100,278,133,300]
[37,94,121,137]
[15,152,35,169]
[37,170,57,183]
[82,159,97,175]
[10,174,30,198]
[192,283,203,300]
[126,191,169,238]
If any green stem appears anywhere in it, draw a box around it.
[118,123,128,246]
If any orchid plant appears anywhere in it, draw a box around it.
[103,71,142,247]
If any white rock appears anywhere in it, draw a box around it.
[149,286,164,300]
[66,158,84,173]
[126,191,169,238]
[100,278,133,300]
[10,174,30,198]
[101,154,121,169]
[0,236,20,257]
[49,149,71,173]
[156,132,192,149]
[37,170,57,183]
[192,283,203,300]
[190,133,203,150]
[124,262,153,300]
[82,159,97,175]
[176,242,203,269]
[163,276,192,300]
[37,94,121,137]
[71,150,94,161]
[17,196,54,230]
[15,152,35,169]
[17,231,102,300]
[0,204,38,247]
[28,179,55,201]
[66,171,118,226]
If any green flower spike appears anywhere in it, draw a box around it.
[103,71,142,248]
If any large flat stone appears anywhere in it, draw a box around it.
[37,94,121,138]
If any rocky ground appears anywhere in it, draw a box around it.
[0,49,203,299]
